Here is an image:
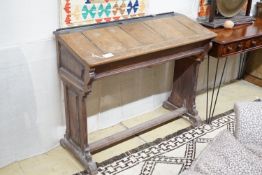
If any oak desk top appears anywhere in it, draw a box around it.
[55,13,216,68]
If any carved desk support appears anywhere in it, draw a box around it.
[55,13,216,174]
[164,44,211,126]
[57,45,98,174]
[164,57,202,125]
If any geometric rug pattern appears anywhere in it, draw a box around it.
[60,0,147,28]
[75,110,235,175]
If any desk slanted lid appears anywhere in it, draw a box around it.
[56,14,216,68]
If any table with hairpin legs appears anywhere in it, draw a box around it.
[206,19,262,123]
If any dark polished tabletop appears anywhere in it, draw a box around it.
[209,18,262,44]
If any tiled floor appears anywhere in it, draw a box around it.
[1,80,262,175]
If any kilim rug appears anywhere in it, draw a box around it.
[60,0,147,28]
[75,110,235,175]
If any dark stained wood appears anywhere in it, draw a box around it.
[206,18,262,98]
[55,13,216,174]
[90,107,187,153]
[209,18,262,58]
[244,74,262,87]
[245,48,262,85]
[246,0,253,16]
[166,57,202,126]
[209,0,217,23]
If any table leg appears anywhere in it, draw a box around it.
[206,56,210,122]
[60,83,97,175]
[206,57,228,123]
[163,57,202,126]
[238,52,247,79]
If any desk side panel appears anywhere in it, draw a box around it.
[56,40,94,158]
[57,39,94,92]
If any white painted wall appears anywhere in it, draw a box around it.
[0,0,259,168]
[0,0,62,168]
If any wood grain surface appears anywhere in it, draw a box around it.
[208,18,262,58]
[209,19,262,44]
[57,14,216,67]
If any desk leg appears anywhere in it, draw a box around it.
[164,57,202,126]
[60,84,97,175]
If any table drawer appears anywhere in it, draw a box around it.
[222,37,262,56]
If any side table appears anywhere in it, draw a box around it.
[206,18,262,122]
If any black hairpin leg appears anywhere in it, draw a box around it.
[238,53,247,79]
[238,53,243,79]
[207,57,220,123]
[206,57,228,124]
[210,57,228,118]
[206,56,210,122]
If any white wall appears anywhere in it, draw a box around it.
[0,0,62,167]
[0,0,259,168]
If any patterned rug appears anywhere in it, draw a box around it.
[75,110,235,175]
[60,0,147,28]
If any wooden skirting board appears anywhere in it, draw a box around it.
[245,74,262,87]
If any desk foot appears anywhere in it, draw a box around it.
[163,101,202,127]
[60,138,98,175]
[164,56,204,127]
[184,113,202,127]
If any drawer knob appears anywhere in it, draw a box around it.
[237,44,243,49]
[227,46,233,52]
[251,40,257,46]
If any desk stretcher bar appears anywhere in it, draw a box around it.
[89,107,187,153]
